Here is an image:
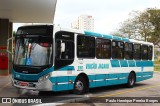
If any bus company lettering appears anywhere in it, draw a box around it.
[86,63,109,69]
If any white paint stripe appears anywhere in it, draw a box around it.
[143,75,151,77]
[90,77,122,82]
[106,78,117,80]
[52,74,151,85]
[136,76,142,78]
[119,77,126,79]
[57,82,69,85]
[93,79,104,82]
[53,82,75,85]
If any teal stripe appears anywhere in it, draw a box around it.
[112,36,122,41]
[122,38,129,42]
[96,74,106,87]
[56,85,68,91]
[120,60,128,67]
[111,60,120,67]
[84,31,102,37]
[88,75,96,88]
[49,71,153,91]
[128,60,136,67]
[49,76,76,91]
[136,71,153,82]
[12,66,75,82]
[111,60,153,67]
[58,66,75,71]
[12,66,54,81]
[136,61,153,67]
[103,34,113,39]
[69,76,76,89]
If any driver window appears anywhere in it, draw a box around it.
[56,40,74,60]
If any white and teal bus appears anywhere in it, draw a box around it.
[10,25,154,94]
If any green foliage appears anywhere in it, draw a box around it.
[147,9,160,46]
[154,61,160,64]
[112,8,160,47]
[154,66,160,72]
[13,31,16,37]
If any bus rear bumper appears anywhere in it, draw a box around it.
[12,78,52,91]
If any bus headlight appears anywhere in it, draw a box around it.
[38,73,51,82]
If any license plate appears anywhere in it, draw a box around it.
[19,82,29,87]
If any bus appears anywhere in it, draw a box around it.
[8,25,154,94]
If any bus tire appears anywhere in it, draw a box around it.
[74,76,86,95]
[127,72,136,88]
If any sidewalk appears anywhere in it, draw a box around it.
[0,74,11,91]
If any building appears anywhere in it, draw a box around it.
[71,20,79,30]
[71,15,94,31]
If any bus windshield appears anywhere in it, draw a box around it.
[14,36,53,66]
[14,25,53,68]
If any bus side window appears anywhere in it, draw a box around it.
[96,38,111,59]
[133,44,141,60]
[56,40,74,60]
[124,43,133,60]
[77,35,95,58]
[148,46,153,60]
[141,45,148,60]
[112,41,124,59]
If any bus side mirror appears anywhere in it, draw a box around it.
[61,42,65,52]
[7,37,14,55]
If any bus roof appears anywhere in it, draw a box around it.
[84,31,153,46]
[17,25,153,46]
[60,27,154,46]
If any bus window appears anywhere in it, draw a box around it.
[112,41,124,59]
[77,35,95,58]
[56,40,74,60]
[141,45,148,60]
[96,38,111,59]
[54,31,74,70]
[133,44,141,60]
[148,46,153,60]
[124,43,133,60]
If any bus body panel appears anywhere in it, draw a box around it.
[11,25,154,92]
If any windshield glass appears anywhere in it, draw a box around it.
[14,36,53,66]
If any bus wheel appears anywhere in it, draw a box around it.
[127,72,136,88]
[74,76,86,95]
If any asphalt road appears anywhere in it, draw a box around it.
[0,72,160,106]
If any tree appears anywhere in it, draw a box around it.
[147,9,160,47]
[13,31,16,37]
[112,8,160,47]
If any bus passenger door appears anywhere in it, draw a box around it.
[54,31,75,71]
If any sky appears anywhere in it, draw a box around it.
[14,0,160,34]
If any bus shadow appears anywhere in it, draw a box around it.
[15,83,148,104]
[37,83,148,97]
[89,83,147,94]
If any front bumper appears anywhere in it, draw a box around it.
[12,78,53,91]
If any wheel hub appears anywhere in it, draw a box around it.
[75,80,83,91]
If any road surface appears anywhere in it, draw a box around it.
[0,72,160,106]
